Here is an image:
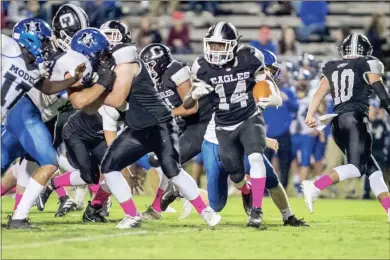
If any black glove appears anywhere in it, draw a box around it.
[96,59,116,91]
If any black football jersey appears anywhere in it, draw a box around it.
[322,56,384,116]
[158,60,214,128]
[191,45,264,126]
[111,44,172,130]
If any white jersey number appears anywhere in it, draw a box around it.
[215,80,248,110]
[331,69,354,105]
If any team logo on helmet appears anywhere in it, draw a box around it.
[25,21,41,33]
[78,32,96,48]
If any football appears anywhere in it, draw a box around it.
[253,80,273,101]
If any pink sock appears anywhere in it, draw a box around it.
[380,197,390,213]
[1,185,8,196]
[190,195,207,214]
[13,193,22,211]
[11,187,16,193]
[240,182,251,195]
[151,188,164,213]
[53,172,72,188]
[314,175,333,190]
[91,188,111,207]
[120,199,138,217]
[55,186,68,198]
[89,183,100,195]
[251,177,266,208]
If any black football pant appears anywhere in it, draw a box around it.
[62,112,106,184]
[264,131,292,188]
[101,120,181,178]
[179,121,209,164]
[216,114,266,183]
[332,112,380,177]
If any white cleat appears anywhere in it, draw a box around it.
[179,198,193,219]
[74,186,88,211]
[200,207,221,227]
[116,215,142,229]
[164,205,176,213]
[388,209,390,224]
[301,180,320,214]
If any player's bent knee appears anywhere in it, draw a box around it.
[334,164,361,181]
[229,171,246,184]
[369,171,389,197]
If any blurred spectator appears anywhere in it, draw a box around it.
[297,1,327,41]
[366,13,390,62]
[136,16,162,49]
[1,9,6,29]
[149,0,179,17]
[189,1,219,16]
[26,0,48,22]
[249,25,278,53]
[85,0,122,28]
[167,11,191,54]
[263,1,292,16]
[7,0,27,25]
[279,27,301,56]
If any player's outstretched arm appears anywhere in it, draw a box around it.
[172,79,199,117]
[103,63,138,108]
[35,63,86,95]
[369,73,390,115]
[305,76,330,128]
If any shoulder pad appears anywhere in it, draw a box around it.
[170,61,190,87]
[190,56,204,80]
[50,50,92,81]
[237,45,264,62]
[1,34,22,58]
[111,44,138,65]
[365,56,384,76]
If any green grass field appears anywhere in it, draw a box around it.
[1,195,389,259]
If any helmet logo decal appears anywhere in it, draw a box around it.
[25,21,41,33]
[150,46,164,59]
[78,32,97,48]
[59,13,75,28]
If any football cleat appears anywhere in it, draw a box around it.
[247,207,263,228]
[116,215,142,229]
[142,205,161,220]
[283,215,310,227]
[200,206,221,227]
[6,215,37,229]
[82,201,108,223]
[241,182,252,216]
[179,198,193,219]
[301,180,320,214]
[55,195,77,217]
[99,197,112,217]
[160,182,182,212]
[35,185,53,211]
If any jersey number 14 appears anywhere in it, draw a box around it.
[331,69,354,105]
[215,80,248,110]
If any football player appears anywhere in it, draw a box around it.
[3,4,91,219]
[303,33,390,222]
[139,43,215,219]
[183,21,282,228]
[66,23,220,228]
[2,17,90,229]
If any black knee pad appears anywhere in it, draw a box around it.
[148,153,160,168]
[79,166,100,185]
[159,157,181,179]
[229,171,246,184]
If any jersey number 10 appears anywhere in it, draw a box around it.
[331,69,354,105]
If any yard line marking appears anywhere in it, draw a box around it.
[2,229,192,249]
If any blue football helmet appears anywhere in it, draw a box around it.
[12,18,53,63]
[71,28,110,70]
[263,49,281,80]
